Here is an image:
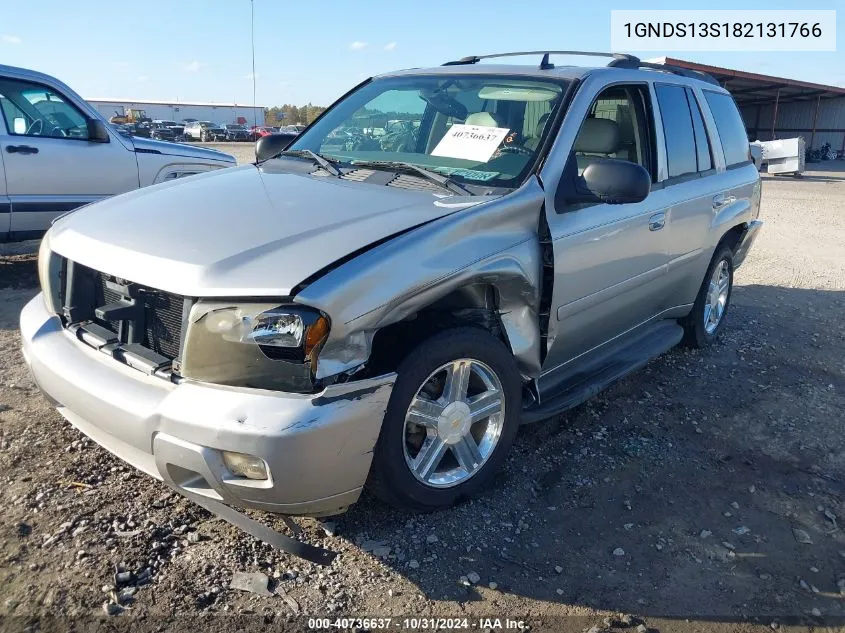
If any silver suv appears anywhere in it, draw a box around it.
[21,52,762,519]
[0,65,235,241]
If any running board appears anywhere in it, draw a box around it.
[521,321,683,424]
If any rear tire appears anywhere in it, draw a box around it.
[368,327,522,512]
[681,244,734,348]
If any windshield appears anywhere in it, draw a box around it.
[287,74,569,188]
[225,124,243,129]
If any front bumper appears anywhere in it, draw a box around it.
[20,294,395,516]
[733,219,763,268]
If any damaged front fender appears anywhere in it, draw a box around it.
[296,177,546,379]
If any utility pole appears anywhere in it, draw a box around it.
[250,0,257,129]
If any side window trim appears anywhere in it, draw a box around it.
[684,87,713,173]
[653,82,699,185]
[695,87,727,172]
[647,82,669,182]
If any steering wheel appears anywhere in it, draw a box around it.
[25,118,43,136]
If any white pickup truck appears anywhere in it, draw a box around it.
[0,64,236,241]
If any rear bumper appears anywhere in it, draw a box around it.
[733,220,763,269]
[20,294,395,516]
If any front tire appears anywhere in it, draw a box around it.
[681,244,734,347]
[369,327,522,512]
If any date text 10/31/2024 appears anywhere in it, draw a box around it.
[307,617,528,630]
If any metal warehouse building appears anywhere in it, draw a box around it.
[653,57,845,154]
[86,98,265,126]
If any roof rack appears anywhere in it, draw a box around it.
[442,50,639,69]
[441,51,721,86]
[636,61,721,86]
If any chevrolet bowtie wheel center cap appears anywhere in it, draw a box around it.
[437,401,473,445]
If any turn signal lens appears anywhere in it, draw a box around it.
[304,315,329,357]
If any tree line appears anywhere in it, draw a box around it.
[265,104,327,126]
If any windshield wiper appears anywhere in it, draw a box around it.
[349,160,472,196]
[279,149,341,176]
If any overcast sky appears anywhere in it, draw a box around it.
[1,0,842,107]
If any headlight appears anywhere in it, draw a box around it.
[179,301,330,392]
[37,234,62,315]
[204,305,329,356]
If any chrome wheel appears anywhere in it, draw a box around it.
[704,258,730,334]
[403,359,505,488]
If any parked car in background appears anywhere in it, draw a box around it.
[156,120,185,140]
[279,124,305,135]
[222,124,250,141]
[0,64,236,241]
[129,121,151,138]
[184,121,227,142]
[149,121,177,141]
[111,123,134,138]
[250,125,279,140]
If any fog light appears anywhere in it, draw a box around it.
[222,451,268,480]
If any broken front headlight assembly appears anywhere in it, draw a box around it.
[37,233,63,315]
[180,301,330,393]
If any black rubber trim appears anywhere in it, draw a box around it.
[171,486,337,566]
[9,200,87,214]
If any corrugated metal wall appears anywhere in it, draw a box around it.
[88,100,265,125]
[740,96,845,151]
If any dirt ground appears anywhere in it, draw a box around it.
[1,161,844,633]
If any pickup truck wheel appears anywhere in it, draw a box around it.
[681,245,734,347]
[369,327,521,512]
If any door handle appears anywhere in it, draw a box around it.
[5,145,39,155]
[712,194,735,209]
[648,212,665,231]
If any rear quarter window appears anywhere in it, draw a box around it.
[704,91,750,167]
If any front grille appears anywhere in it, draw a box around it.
[88,269,186,360]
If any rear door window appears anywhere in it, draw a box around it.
[685,88,712,172]
[704,91,750,167]
[654,83,697,179]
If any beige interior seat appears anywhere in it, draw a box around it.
[464,112,504,127]
[574,118,620,173]
[525,112,551,151]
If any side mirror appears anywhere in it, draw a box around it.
[255,133,298,161]
[87,118,111,143]
[569,159,650,205]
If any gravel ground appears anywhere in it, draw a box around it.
[1,162,844,633]
[202,141,257,165]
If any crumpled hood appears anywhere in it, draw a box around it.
[131,136,235,163]
[48,164,482,297]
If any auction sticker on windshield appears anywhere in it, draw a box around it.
[431,124,510,162]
